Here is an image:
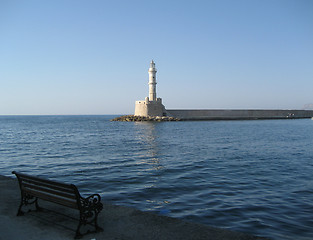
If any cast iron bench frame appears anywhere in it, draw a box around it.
[12,171,103,239]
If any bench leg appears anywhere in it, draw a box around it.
[35,198,43,212]
[75,223,83,239]
[17,199,24,216]
[75,209,103,239]
[17,193,39,216]
[94,215,103,232]
[75,212,88,239]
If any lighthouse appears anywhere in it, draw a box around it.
[148,60,157,101]
[134,60,166,117]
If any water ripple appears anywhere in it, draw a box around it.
[1,116,313,239]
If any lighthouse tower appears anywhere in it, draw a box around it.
[134,60,166,117]
[148,60,157,101]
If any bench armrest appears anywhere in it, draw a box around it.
[79,194,103,213]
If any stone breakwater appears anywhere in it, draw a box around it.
[166,109,313,120]
[111,115,181,122]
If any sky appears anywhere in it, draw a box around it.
[0,0,313,115]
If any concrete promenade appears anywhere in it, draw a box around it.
[0,175,267,240]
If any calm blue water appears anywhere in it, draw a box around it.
[1,115,313,239]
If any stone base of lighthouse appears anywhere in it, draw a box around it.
[135,97,166,117]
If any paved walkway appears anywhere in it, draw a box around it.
[0,175,266,240]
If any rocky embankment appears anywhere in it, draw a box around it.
[111,115,181,122]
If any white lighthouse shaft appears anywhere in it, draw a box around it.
[148,60,157,101]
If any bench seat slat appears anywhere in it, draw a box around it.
[22,187,78,209]
[20,178,76,194]
[17,172,73,189]
[22,182,77,200]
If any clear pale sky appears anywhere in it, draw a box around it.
[1,0,312,115]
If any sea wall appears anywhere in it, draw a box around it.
[166,109,313,120]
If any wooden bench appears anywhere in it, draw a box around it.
[12,171,103,239]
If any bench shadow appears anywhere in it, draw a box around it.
[20,203,101,239]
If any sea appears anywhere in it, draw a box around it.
[1,115,313,239]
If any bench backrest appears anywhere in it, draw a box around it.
[12,171,80,209]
